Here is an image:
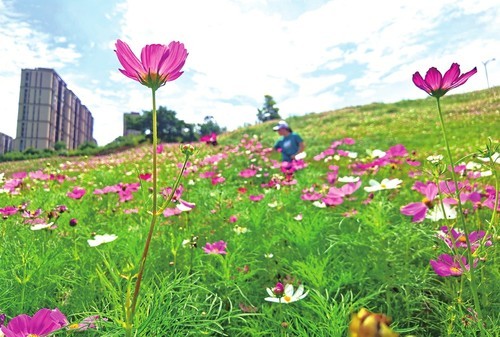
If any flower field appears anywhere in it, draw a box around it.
[0,80,499,335]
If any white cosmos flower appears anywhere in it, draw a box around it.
[30,222,54,230]
[477,152,499,163]
[479,170,492,177]
[264,253,274,258]
[233,225,249,235]
[363,178,403,192]
[347,151,358,159]
[426,154,444,164]
[368,149,386,158]
[295,152,307,160]
[338,176,360,183]
[465,161,482,170]
[294,213,303,221]
[88,234,118,247]
[426,203,457,221]
[265,284,308,303]
[312,201,326,208]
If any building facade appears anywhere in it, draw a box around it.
[14,68,95,151]
[0,132,13,155]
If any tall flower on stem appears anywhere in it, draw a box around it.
[115,39,188,337]
[412,63,484,325]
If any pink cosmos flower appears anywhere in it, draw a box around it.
[200,132,217,145]
[0,206,18,217]
[412,63,477,98]
[203,240,227,255]
[29,170,50,181]
[67,187,86,200]
[430,254,472,277]
[437,226,492,252]
[163,207,182,217]
[211,176,226,185]
[239,168,258,178]
[1,308,68,337]
[176,199,196,212]
[139,173,152,181]
[199,171,216,179]
[68,315,107,331]
[156,143,164,154]
[249,194,264,202]
[11,172,27,179]
[400,181,439,222]
[115,39,188,91]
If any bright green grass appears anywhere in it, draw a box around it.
[0,87,498,336]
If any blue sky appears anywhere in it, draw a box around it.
[0,0,498,146]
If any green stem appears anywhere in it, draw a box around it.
[125,90,192,337]
[126,89,159,336]
[435,97,483,326]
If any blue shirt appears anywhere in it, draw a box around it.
[274,132,303,162]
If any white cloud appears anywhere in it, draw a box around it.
[1,0,499,146]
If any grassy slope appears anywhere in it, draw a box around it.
[1,86,498,174]
[225,86,499,161]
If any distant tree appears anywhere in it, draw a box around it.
[130,106,197,143]
[257,95,281,122]
[198,116,225,137]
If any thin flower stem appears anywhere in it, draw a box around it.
[125,89,159,336]
[435,97,484,325]
[125,90,191,337]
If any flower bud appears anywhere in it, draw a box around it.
[348,308,399,337]
[180,144,195,156]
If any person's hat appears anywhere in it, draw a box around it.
[273,120,289,131]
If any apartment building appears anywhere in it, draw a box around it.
[0,132,13,155]
[14,68,95,151]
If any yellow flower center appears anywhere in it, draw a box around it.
[457,235,467,243]
[27,334,40,337]
[450,267,461,274]
[283,295,292,303]
[422,197,434,208]
[68,323,80,330]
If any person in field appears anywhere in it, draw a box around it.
[272,120,305,162]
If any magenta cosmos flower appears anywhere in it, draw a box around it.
[1,308,68,337]
[400,181,440,222]
[430,253,472,277]
[412,63,477,98]
[67,186,86,199]
[203,240,227,255]
[115,39,188,91]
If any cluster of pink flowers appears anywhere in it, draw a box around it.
[401,179,498,223]
[94,182,141,203]
[429,226,492,277]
